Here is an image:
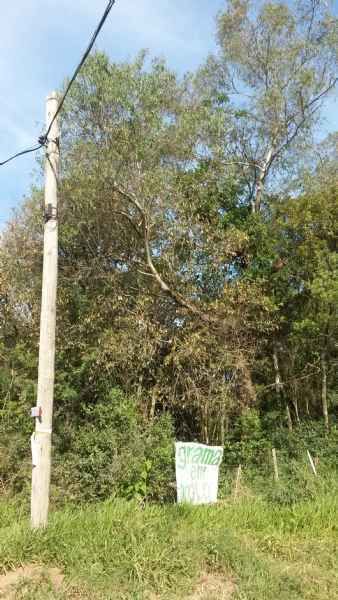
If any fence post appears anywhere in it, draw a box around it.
[307,450,317,476]
[233,464,242,500]
[272,448,279,482]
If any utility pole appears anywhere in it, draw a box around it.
[31,92,59,528]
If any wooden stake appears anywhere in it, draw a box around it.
[272,448,279,482]
[307,450,317,476]
[31,93,59,528]
[233,465,242,500]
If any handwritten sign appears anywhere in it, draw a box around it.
[175,442,223,504]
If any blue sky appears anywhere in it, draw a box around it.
[0,0,337,226]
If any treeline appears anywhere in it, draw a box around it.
[0,0,337,501]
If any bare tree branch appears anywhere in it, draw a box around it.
[113,182,214,322]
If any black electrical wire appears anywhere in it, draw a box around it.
[43,0,116,144]
[0,0,116,167]
[0,143,45,167]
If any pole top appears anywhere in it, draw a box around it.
[46,91,58,101]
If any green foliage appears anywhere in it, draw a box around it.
[52,389,174,504]
[214,0,338,210]
[220,415,338,505]
[0,5,337,509]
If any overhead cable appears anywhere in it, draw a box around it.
[0,0,116,167]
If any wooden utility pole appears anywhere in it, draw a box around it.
[31,92,59,528]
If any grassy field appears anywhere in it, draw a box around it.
[1,486,338,600]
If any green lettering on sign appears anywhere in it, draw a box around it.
[175,442,224,505]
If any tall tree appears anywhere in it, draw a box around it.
[209,0,338,211]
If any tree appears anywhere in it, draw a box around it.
[208,0,338,211]
[258,184,338,427]
[1,38,337,501]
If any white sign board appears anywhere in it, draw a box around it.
[175,442,223,505]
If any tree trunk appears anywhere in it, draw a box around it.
[286,403,293,432]
[272,346,282,394]
[293,400,301,425]
[292,387,301,425]
[273,345,292,431]
[237,355,256,406]
[149,389,156,420]
[253,147,273,213]
[321,351,329,431]
[220,403,225,445]
[202,400,209,444]
[305,395,310,417]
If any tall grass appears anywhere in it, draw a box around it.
[1,480,338,599]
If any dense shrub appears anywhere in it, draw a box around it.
[1,386,337,507]
[52,388,175,504]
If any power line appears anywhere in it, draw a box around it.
[0,144,45,168]
[0,0,116,168]
[43,0,116,144]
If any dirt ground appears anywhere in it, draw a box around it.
[0,565,234,599]
[0,564,64,599]
[186,573,235,599]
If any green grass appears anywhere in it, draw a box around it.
[1,490,338,599]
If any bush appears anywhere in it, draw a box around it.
[52,389,175,504]
[219,410,338,505]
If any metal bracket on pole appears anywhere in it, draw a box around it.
[44,203,57,222]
